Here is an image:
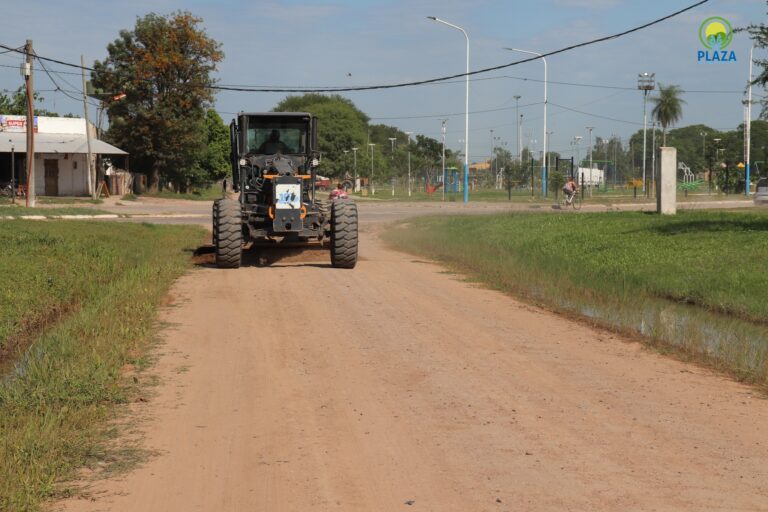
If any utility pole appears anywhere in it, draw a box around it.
[24,39,36,207]
[441,119,447,202]
[586,126,594,196]
[638,72,655,194]
[81,55,95,199]
[10,140,15,205]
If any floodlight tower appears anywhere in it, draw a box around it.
[638,72,656,193]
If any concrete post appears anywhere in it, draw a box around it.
[658,147,677,215]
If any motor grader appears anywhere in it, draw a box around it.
[213,112,358,269]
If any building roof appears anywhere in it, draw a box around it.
[0,132,127,155]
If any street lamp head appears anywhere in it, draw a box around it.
[426,16,437,20]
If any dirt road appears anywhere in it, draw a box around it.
[62,213,768,512]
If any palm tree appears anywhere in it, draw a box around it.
[651,84,686,146]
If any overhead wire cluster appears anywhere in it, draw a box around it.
[0,0,741,139]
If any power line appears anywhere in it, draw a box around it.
[208,0,710,93]
[0,42,95,72]
[369,101,544,121]
[34,51,100,108]
[548,102,643,126]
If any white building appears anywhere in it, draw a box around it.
[0,115,127,196]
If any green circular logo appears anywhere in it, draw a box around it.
[699,16,733,50]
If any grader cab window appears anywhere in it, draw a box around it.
[246,118,308,155]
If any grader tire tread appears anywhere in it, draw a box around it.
[330,200,358,269]
[215,199,243,269]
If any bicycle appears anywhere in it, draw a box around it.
[561,190,582,210]
[1,182,26,199]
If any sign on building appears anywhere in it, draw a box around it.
[0,115,38,133]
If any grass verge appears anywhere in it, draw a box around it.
[0,220,205,511]
[0,206,113,217]
[143,186,223,201]
[384,210,768,388]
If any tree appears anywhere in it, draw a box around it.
[92,11,223,191]
[0,86,63,116]
[651,84,686,146]
[741,5,768,117]
[274,94,368,178]
[200,109,229,183]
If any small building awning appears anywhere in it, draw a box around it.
[0,132,127,155]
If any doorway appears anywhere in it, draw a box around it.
[44,159,59,196]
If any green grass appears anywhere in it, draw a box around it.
[351,187,751,204]
[0,221,205,511]
[385,210,768,387]
[143,185,223,201]
[0,206,113,217]
[36,197,103,205]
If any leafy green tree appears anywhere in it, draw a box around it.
[196,109,230,183]
[271,93,455,185]
[549,170,565,197]
[0,86,62,116]
[92,11,223,191]
[741,6,768,117]
[651,84,686,145]
[274,94,368,177]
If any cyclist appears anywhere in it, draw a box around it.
[563,176,578,204]
[329,183,348,201]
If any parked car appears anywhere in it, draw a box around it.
[755,178,768,205]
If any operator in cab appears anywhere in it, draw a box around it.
[258,129,290,154]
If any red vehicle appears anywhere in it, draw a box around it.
[315,175,331,190]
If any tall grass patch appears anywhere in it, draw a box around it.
[385,210,768,386]
[0,221,205,511]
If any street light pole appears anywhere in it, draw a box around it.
[404,132,412,197]
[507,48,547,196]
[651,121,658,197]
[746,45,754,196]
[351,147,358,192]
[428,16,469,203]
[638,72,655,194]
[441,120,447,202]
[368,143,376,195]
[573,136,582,185]
[513,95,521,163]
[546,131,553,177]
[586,126,594,195]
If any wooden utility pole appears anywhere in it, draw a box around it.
[24,39,35,207]
[81,55,95,198]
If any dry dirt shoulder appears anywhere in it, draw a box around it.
[59,215,768,512]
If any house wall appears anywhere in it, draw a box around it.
[37,117,87,135]
[34,153,89,196]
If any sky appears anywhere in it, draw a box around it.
[0,0,764,163]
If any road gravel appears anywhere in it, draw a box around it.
[60,201,768,512]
